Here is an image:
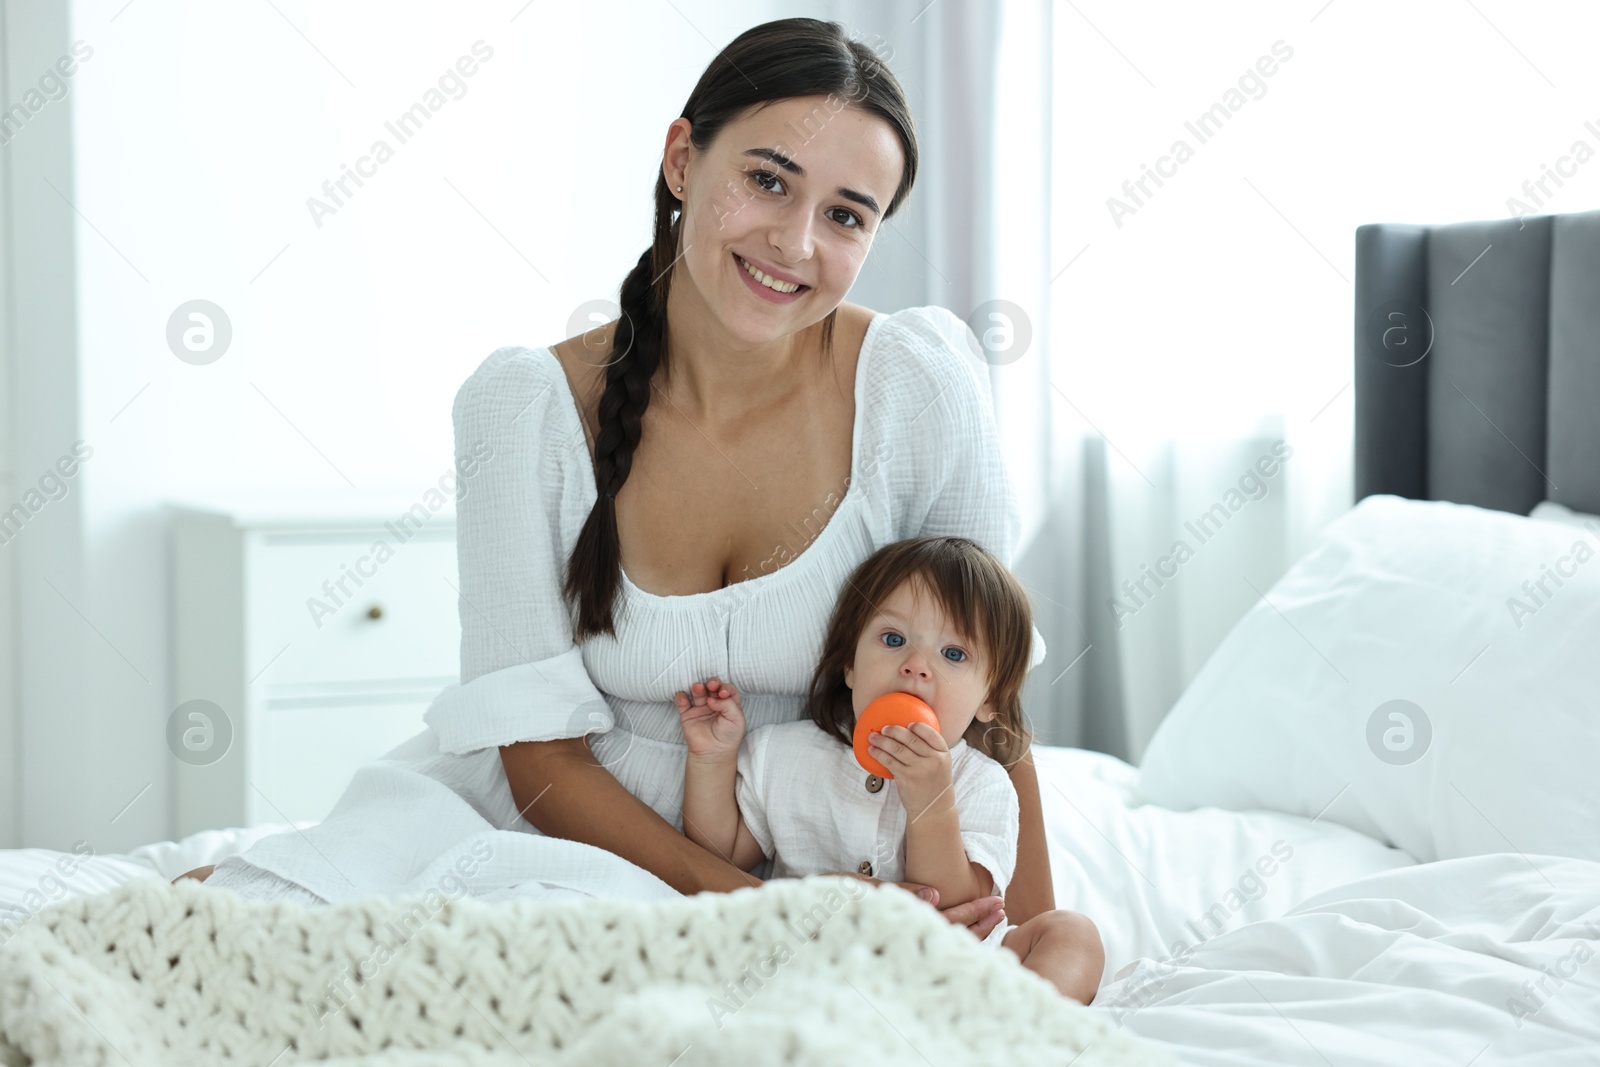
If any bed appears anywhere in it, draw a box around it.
[3,209,1598,1064]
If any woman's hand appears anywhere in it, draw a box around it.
[830,872,1006,941]
[675,676,745,759]
[933,893,1006,941]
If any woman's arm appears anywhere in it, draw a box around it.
[500,737,760,895]
[1003,745,1055,925]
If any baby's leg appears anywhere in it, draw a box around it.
[1000,909,1105,1005]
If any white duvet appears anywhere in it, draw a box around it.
[1101,853,1600,1065]
[1037,749,1600,1062]
[6,745,1594,1064]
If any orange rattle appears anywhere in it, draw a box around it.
[853,692,940,778]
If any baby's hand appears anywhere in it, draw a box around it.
[869,722,954,819]
[675,676,745,759]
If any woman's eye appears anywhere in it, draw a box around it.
[942,647,967,663]
[749,170,864,230]
[881,632,904,648]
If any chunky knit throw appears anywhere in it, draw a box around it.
[0,876,1169,1066]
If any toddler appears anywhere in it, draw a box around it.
[675,535,1102,1003]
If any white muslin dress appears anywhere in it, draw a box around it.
[205,305,1047,908]
[735,720,1021,948]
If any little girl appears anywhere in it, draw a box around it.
[675,535,1103,1004]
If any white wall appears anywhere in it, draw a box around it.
[3,0,89,852]
[5,0,959,850]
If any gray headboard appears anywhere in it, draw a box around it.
[1354,208,1600,516]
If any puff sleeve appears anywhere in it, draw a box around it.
[734,724,777,861]
[422,347,614,755]
[904,307,1048,671]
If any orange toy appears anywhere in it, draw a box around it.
[852,692,941,778]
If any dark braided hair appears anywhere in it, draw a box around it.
[563,17,920,640]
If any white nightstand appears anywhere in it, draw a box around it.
[167,491,460,835]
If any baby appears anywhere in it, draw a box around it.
[675,535,1102,1003]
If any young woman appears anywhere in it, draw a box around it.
[181,17,1071,965]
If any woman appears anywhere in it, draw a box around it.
[181,16,1081,954]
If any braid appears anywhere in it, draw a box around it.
[563,178,677,640]
[592,250,662,502]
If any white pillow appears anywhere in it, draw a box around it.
[1134,494,1600,864]
[1530,499,1600,528]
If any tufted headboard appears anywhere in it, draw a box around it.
[1354,208,1600,516]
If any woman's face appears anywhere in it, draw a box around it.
[664,95,904,344]
[843,578,996,750]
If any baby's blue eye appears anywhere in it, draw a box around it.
[880,631,967,663]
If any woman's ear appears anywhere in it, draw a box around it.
[661,117,694,195]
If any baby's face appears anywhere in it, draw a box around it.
[842,578,994,749]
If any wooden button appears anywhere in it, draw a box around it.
[865,774,884,793]
[857,860,873,877]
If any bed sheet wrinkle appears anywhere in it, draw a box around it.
[1030,745,1417,988]
[1097,853,1600,1064]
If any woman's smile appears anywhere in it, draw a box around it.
[733,251,810,304]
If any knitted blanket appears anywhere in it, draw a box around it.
[0,876,1170,1066]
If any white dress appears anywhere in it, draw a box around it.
[205,305,1047,907]
[735,720,1021,947]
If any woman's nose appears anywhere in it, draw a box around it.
[771,205,815,262]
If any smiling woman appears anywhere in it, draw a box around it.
[187,15,1072,967]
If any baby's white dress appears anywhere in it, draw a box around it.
[736,719,1021,948]
[204,305,1046,908]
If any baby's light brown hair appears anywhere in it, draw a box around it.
[802,536,1036,768]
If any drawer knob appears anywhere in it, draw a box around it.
[366,604,384,620]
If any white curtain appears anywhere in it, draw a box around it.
[846,0,1597,762]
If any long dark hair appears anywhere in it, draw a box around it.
[802,537,1036,769]
[562,17,920,640]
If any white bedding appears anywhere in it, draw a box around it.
[2,748,1410,983]
[1100,853,1600,1064]
[1035,746,1416,981]
[1137,495,1600,865]
[3,748,1596,1064]
[1081,495,1600,1062]
[1042,748,1600,1062]
[0,821,312,939]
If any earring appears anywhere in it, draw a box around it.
[676,185,683,193]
